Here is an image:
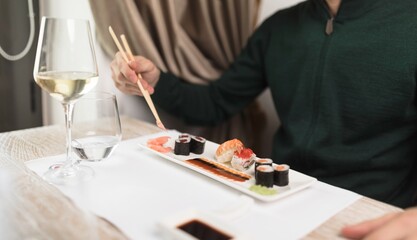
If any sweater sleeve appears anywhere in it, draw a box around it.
[152,20,271,126]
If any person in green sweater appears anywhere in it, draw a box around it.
[111,0,417,238]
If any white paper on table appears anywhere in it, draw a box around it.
[26,138,360,240]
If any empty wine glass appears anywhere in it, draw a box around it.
[71,92,122,162]
[33,17,98,185]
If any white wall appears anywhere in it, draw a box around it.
[259,0,304,22]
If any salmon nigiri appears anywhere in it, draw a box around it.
[215,139,244,163]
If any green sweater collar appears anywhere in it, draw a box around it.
[312,0,386,21]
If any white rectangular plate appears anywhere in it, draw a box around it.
[137,130,317,202]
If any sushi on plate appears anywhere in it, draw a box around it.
[215,139,244,163]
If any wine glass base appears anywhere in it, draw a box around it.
[43,164,94,185]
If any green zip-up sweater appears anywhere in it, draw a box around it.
[153,0,417,208]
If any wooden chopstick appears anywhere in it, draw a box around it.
[120,35,166,130]
[108,27,129,62]
[108,26,166,130]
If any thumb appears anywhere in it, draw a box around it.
[128,60,138,71]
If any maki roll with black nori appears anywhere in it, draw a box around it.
[273,164,289,186]
[255,165,274,188]
[254,158,273,176]
[190,136,206,154]
[174,137,191,155]
[179,133,190,139]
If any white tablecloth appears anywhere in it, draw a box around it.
[26,137,360,239]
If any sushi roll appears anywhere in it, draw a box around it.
[273,164,290,187]
[179,133,191,140]
[190,136,206,154]
[255,165,274,188]
[215,139,244,163]
[231,148,256,171]
[254,158,273,176]
[174,137,191,156]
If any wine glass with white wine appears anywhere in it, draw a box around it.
[33,17,98,185]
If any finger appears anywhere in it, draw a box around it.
[138,79,155,94]
[115,52,137,83]
[124,81,140,91]
[139,78,151,90]
[147,86,155,95]
[111,63,127,89]
[115,73,143,96]
[112,56,132,85]
[122,83,142,96]
[405,231,417,240]
[113,76,140,95]
[127,87,142,96]
[110,59,119,78]
[115,52,127,69]
[129,56,155,74]
[365,209,417,240]
[119,62,138,83]
[362,216,412,240]
[341,213,398,239]
[114,64,136,86]
[130,85,142,95]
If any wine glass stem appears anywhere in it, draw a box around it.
[63,103,74,168]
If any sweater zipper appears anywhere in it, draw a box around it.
[326,17,334,35]
[300,15,334,163]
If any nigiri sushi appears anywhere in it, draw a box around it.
[215,139,244,163]
[231,148,256,171]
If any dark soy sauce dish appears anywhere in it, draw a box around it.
[177,219,233,240]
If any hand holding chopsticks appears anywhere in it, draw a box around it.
[108,26,166,130]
